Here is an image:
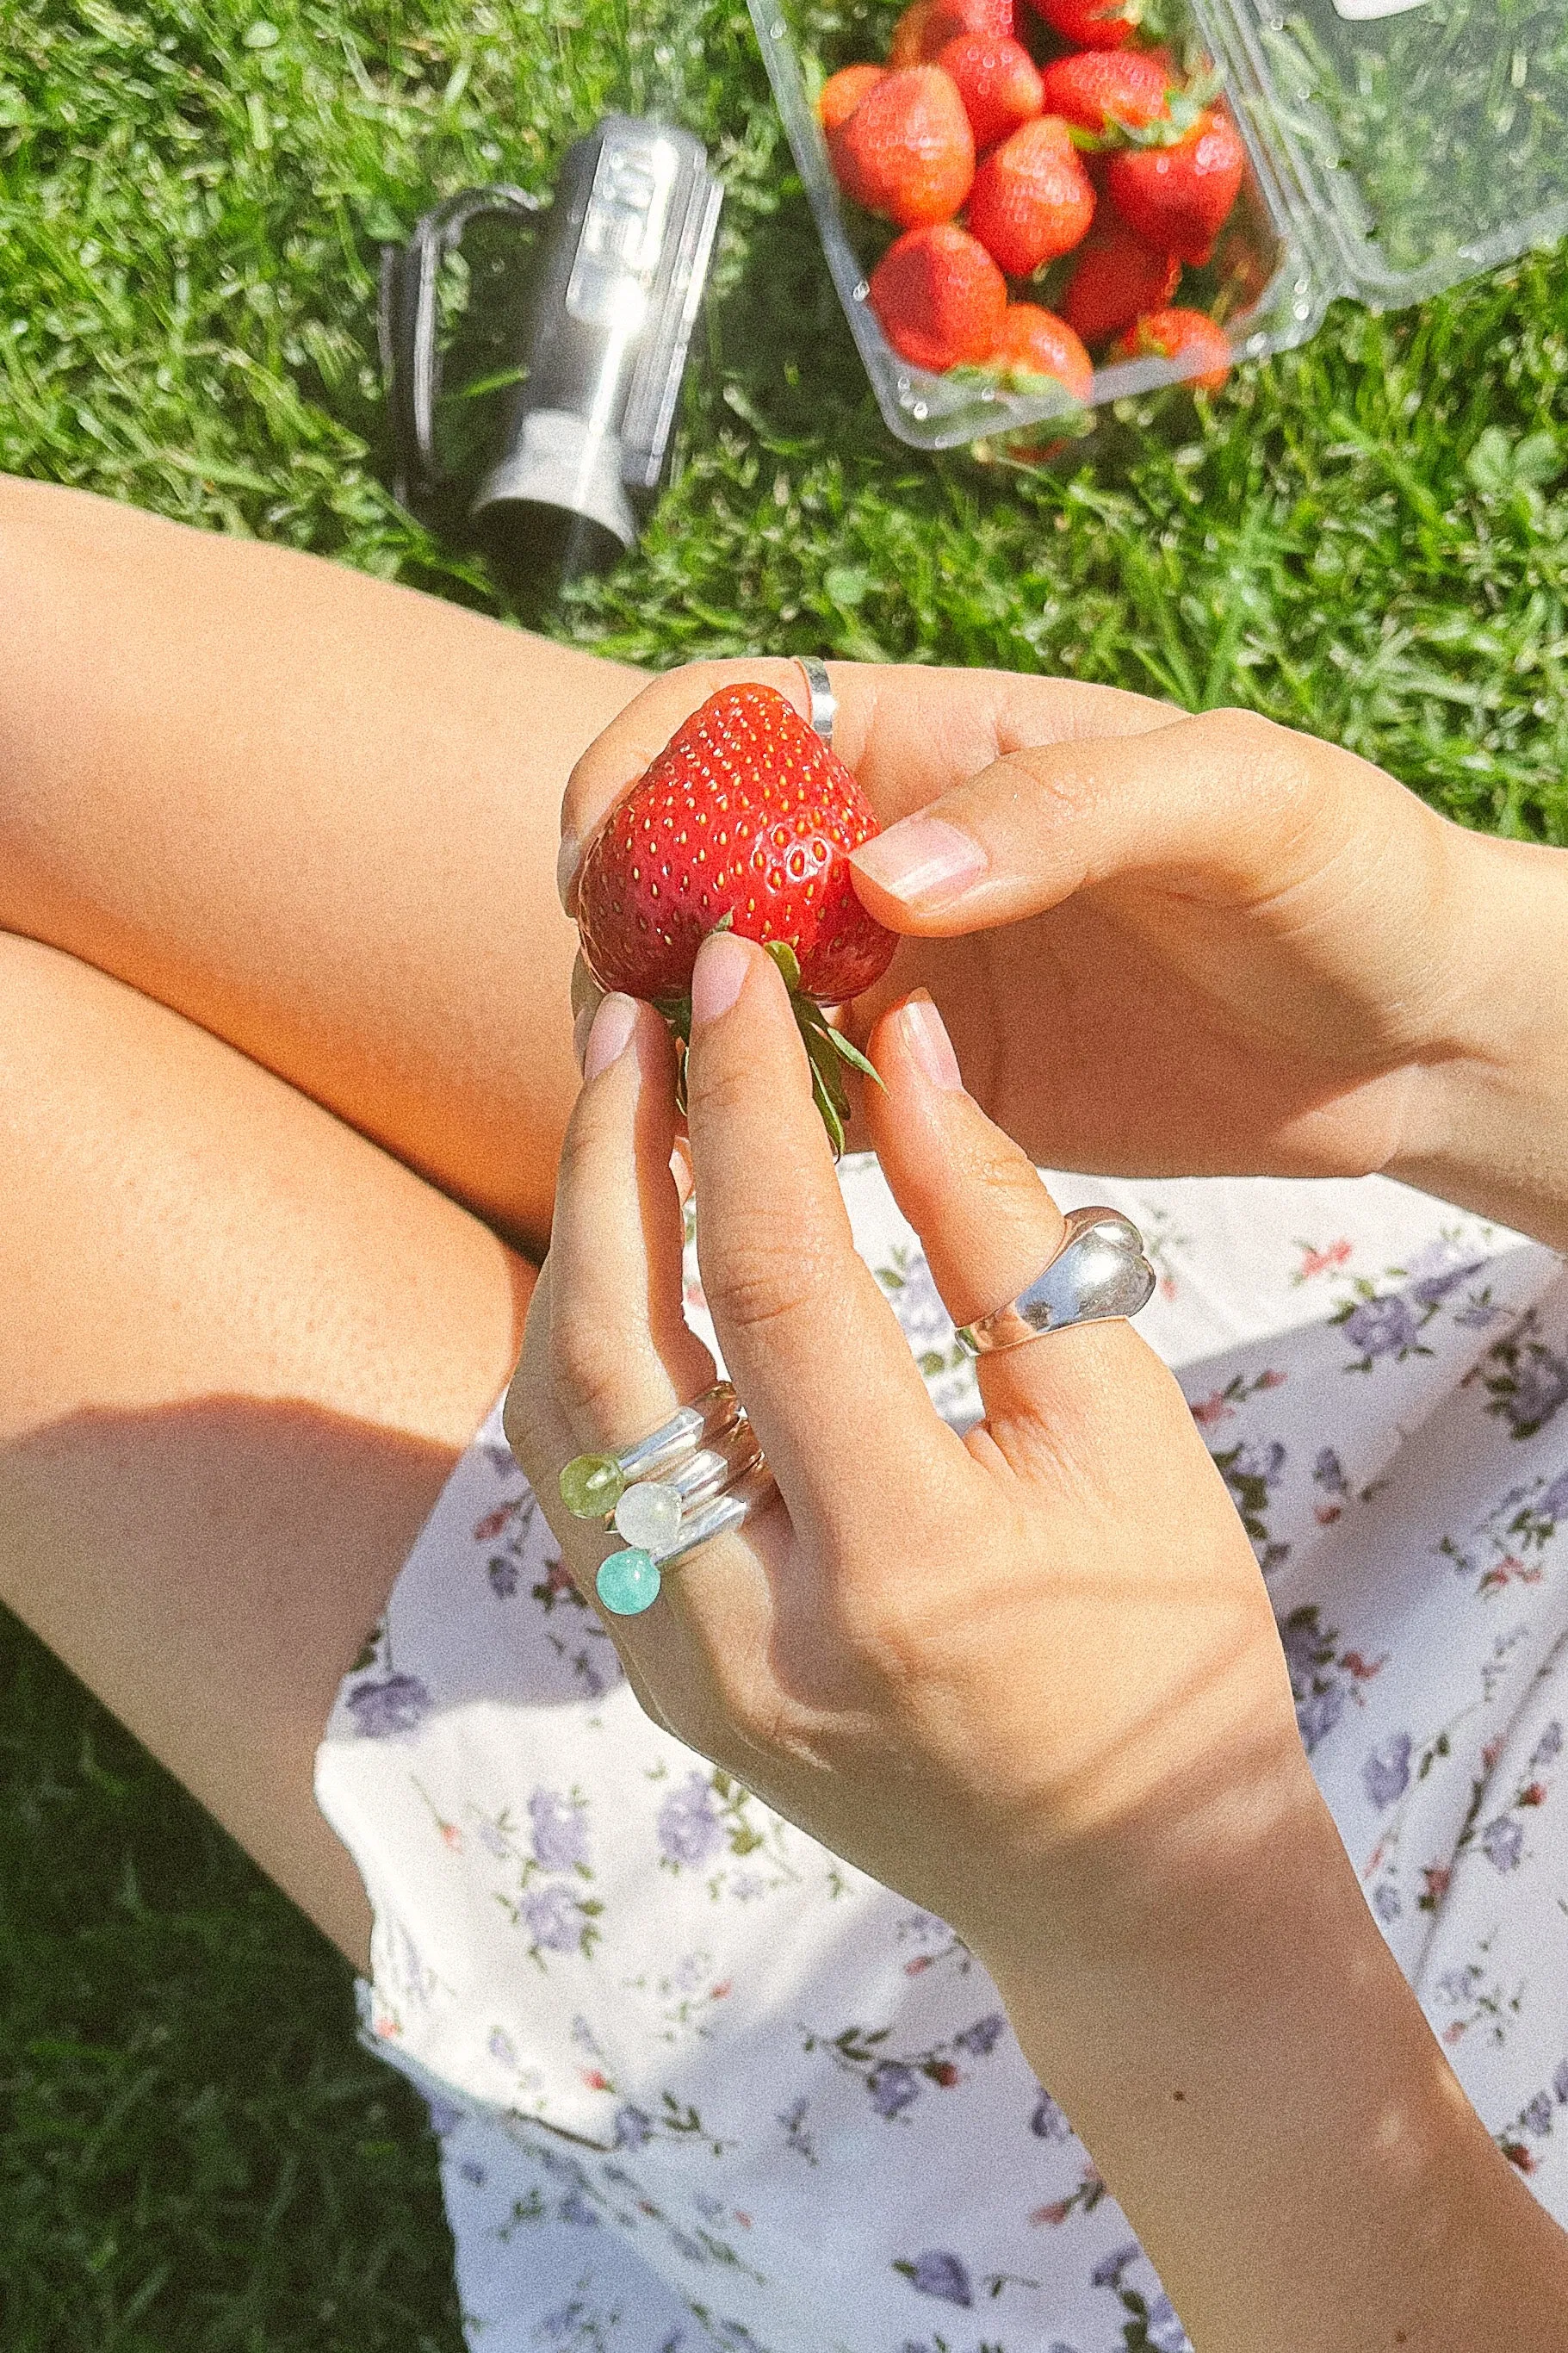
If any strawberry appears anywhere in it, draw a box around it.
[828,65,975,228]
[575,686,897,1147]
[869,221,1008,371]
[986,301,1094,404]
[1038,50,1174,137]
[1111,304,1232,390]
[964,116,1095,278]
[1104,107,1245,265]
[937,33,1044,153]
[818,63,886,133]
[889,0,1014,67]
[1025,0,1162,51]
[1060,212,1180,342]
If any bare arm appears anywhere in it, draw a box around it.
[0,475,648,1257]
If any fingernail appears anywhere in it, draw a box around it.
[690,931,751,1028]
[852,816,987,908]
[556,829,582,912]
[573,999,596,1075]
[583,991,639,1081]
[898,990,964,1091]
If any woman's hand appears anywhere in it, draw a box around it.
[508,928,1306,1975]
[506,935,1568,2353]
[560,659,1568,1247]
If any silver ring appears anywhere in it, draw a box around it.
[660,1457,777,1570]
[956,1207,1156,1356]
[793,655,836,744]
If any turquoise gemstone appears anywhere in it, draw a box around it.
[596,1547,661,1617]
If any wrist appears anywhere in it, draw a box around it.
[982,1759,1568,2351]
[1388,827,1568,1251]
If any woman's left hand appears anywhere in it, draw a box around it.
[505,928,1310,1984]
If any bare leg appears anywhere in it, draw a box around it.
[0,929,530,1968]
[0,475,648,1257]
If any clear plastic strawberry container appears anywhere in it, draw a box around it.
[746,0,1568,450]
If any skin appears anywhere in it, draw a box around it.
[5,482,1568,2335]
[510,947,1568,2353]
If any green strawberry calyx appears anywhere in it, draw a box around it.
[654,927,883,1161]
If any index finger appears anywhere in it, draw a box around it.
[558,657,1178,915]
[681,929,966,1546]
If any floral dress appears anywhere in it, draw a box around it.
[315,1158,1568,2353]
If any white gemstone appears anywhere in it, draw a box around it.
[614,1480,684,1557]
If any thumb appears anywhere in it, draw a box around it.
[847,706,1425,936]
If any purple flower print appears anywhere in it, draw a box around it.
[1373,1883,1403,1923]
[1032,2088,1072,2140]
[487,1554,520,1599]
[954,2013,1007,2058]
[1533,1721,1564,1770]
[1362,1732,1413,1810]
[1144,2293,1194,2352]
[1091,2241,1141,2288]
[459,2157,486,2186]
[1297,1683,1345,1754]
[521,1883,586,1952]
[487,2024,517,2064]
[558,2188,600,2226]
[1408,1252,1486,1309]
[529,1787,589,1872]
[657,1772,727,1868]
[1438,1965,1483,2003]
[1524,2094,1553,2137]
[1503,1350,1568,1437]
[345,1672,431,1739]
[425,2096,464,2139]
[1343,1294,1421,1360]
[869,2061,922,2119]
[613,2104,654,2150]
[1554,2058,1568,2105]
[1230,1438,1286,1487]
[1539,1470,1568,1522]
[1482,1815,1526,1872]
[1312,1446,1349,1497]
[897,2251,973,2307]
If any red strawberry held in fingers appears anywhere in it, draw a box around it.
[1060,212,1181,342]
[938,33,1044,153]
[828,65,976,227]
[1105,107,1246,266]
[575,686,898,1149]
[1038,49,1174,138]
[869,221,1008,371]
[964,116,1095,278]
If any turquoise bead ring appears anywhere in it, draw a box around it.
[561,1383,776,1617]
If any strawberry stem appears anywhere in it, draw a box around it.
[651,938,883,1159]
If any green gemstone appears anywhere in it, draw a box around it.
[595,1547,661,1617]
[560,1452,625,1519]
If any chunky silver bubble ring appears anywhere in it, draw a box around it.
[956,1208,1156,1357]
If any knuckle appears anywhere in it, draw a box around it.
[550,1319,642,1440]
[699,1220,832,1342]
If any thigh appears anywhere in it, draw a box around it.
[0,930,532,1968]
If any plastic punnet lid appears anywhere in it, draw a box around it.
[1212,0,1568,303]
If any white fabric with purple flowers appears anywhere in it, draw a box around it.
[315,1156,1568,2353]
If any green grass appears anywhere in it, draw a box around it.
[0,0,1566,2344]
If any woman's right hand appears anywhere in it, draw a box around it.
[561,663,1568,1245]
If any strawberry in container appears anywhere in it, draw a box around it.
[799,0,1258,452]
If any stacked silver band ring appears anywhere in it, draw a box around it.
[794,655,836,744]
[558,1381,775,1616]
[956,1207,1156,1356]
